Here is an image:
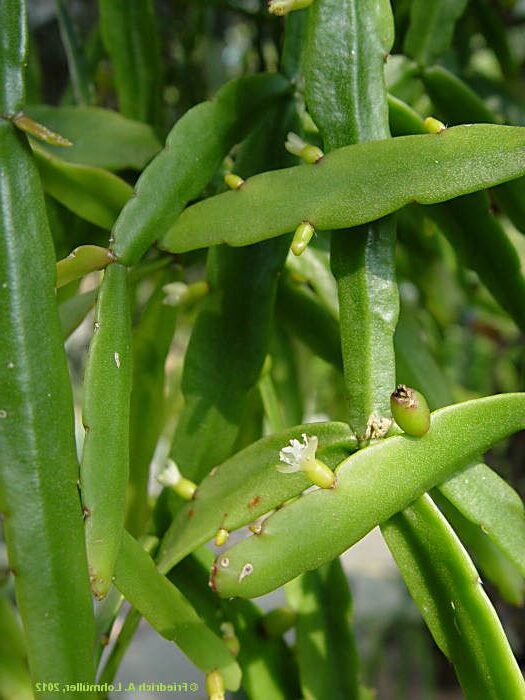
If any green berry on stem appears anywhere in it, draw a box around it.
[390,384,431,436]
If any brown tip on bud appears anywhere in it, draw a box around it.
[391,384,417,408]
[390,385,430,437]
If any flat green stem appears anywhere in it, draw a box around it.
[56,245,114,288]
[0,119,96,695]
[55,0,94,105]
[382,494,525,698]
[81,263,132,599]
[161,125,525,253]
[212,394,525,597]
[113,532,242,690]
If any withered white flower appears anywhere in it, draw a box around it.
[285,132,307,157]
[162,281,188,307]
[157,459,196,500]
[268,0,313,16]
[284,132,324,164]
[157,458,181,487]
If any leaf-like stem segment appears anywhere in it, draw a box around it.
[56,245,115,288]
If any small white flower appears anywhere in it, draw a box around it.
[157,459,181,488]
[157,459,196,499]
[162,281,188,307]
[220,621,235,638]
[278,433,318,473]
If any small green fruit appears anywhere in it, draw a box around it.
[390,384,431,437]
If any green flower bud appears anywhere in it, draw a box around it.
[390,385,431,437]
[206,670,225,700]
[285,132,324,164]
[175,478,197,500]
[224,172,245,190]
[423,116,446,134]
[291,221,315,256]
[304,458,336,489]
[214,528,229,547]
[157,460,197,500]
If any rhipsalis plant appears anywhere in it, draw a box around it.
[1,0,525,698]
